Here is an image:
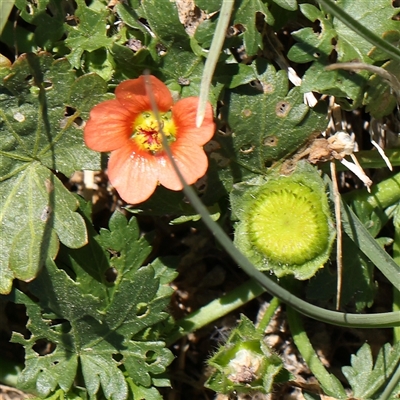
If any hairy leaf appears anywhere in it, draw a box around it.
[0,52,106,294]
[140,0,188,48]
[14,0,65,49]
[342,342,400,398]
[65,0,114,69]
[8,212,175,399]
[206,315,286,394]
[231,0,274,56]
[215,60,327,188]
[288,0,400,108]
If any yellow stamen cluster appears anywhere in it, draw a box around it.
[132,111,176,153]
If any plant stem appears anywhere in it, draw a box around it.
[377,358,400,400]
[196,0,234,127]
[320,149,400,172]
[166,279,265,346]
[287,306,347,399]
[343,171,400,211]
[392,224,400,343]
[0,0,15,37]
[256,297,280,334]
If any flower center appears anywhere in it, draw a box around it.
[131,111,176,153]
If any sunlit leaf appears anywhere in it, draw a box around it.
[7,212,175,399]
[342,342,400,398]
[214,60,327,189]
[0,52,105,293]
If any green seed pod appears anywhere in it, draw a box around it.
[231,161,335,280]
[206,315,285,395]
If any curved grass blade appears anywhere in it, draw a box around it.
[0,0,15,36]
[377,356,400,400]
[326,62,400,100]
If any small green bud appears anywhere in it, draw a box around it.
[206,316,285,395]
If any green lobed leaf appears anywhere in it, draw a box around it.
[195,0,222,14]
[127,379,163,400]
[333,0,400,62]
[292,0,400,62]
[115,2,149,33]
[271,0,297,11]
[342,342,400,398]
[288,0,400,108]
[288,4,336,64]
[55,198,111,301]
[0,52,107,294]
[109,43,158,80]
[214,60,327,188]
[140,0,189,48]
[1,52,102,176]
[231,0,274,56]
[193,17,218,49]
[14,0,66,50]
[0,163,86,294]
[8,212,175,399]
[98,211,153,279]
[160,46,203,82]
[301,62,369,110]
[68,72,111,118]
[65,0,114,69]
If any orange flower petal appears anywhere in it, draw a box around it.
[115,75,173,114]
[157,143,209,190]
[172,97,215,145]
[84,100,133,152]
[108,145,159,204]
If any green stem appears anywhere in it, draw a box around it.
[394,288,400,344]
[315,0,400,63]
[320,149,400,172]
[196,0,234,127]
[393,225,400,343]
[256,297,280,334]
[287,306,347,399]
[343,171,400,210]
[166,279,265,346]
[377,359,400,400]
[0,0,15,37]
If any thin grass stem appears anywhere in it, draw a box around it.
[196,0,234,127]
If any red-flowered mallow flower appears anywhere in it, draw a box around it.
[84,75,215,204]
